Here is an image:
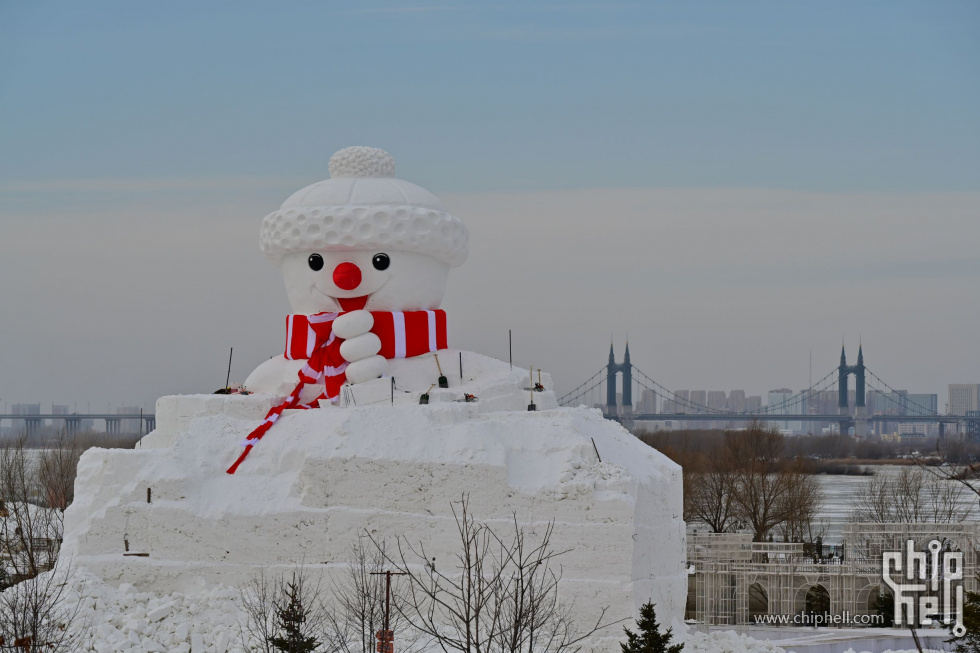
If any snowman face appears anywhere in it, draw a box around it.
[280,250,450,314]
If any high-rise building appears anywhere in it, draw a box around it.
[868,390,904,435]
[689,390,707,428]
[707,391,727,412]
[690,391,707,412]
[10,403,41,437]
[637,389,657,414]
[949,384,980,416]
[11,403,40,416]
[767,389,805,433]
[117,406,142,434]
[673,391,690,414]
[52,404,69,430]
[906,394,938,416]
[728,390,746,413]
[745,396,762,412]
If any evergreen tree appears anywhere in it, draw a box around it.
[270,576,321,653]
[871,591,894,628]
[948,587,980,653]
[621,602,684,653]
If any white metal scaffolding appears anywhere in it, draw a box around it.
[687,524,979,626]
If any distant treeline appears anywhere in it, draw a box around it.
[635,427,980,470]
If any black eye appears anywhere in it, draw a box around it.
[308,253,324,271]
[372,253,390,271]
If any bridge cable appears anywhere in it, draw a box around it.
[558,374,608,407]
[557,368,606,404]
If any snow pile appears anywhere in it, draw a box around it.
[681,629,947,653]
[685,630,788,653]
[70,570,244,653]
[841,649,942,653]
[55,352,686,650]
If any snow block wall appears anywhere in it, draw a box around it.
[61,353,686,647]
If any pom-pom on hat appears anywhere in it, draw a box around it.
[260,146,468,267]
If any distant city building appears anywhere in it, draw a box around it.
[728,390,746,413]
[673,390,690,414]
[805,390,838,434]
[689,390,707,428]
[869,391,906,417]
[690,391,707,411]
[707,391,727,412]
[8,403,41,437]
[745,396,762,412]
[637,389,657,414]
[907,394,938,415]
[11,403,40,416]
[949,384,980,416]
[52,404,69,429]
[767,389,805,434]
[117,406,142,434]
[898,422,929,438]
[51,403,95,432]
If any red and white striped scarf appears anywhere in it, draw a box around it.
[226,310,448,474]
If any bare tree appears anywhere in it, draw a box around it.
[775,462,826,545]
[0,437,63,580]
[0,562,82,653]
[727,426,823,542]
[239,568,280,653]
[38,431,85,511]
[851,467,972,523]
[325,536,419,653]
[369,495,618,653]
[489,518,591,653]
[684,453,738,533]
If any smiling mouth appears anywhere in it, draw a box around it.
[314,278,388,312]
[337,295,369,311]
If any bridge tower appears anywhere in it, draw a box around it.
[838,344,867,437]
[606,342,632,417]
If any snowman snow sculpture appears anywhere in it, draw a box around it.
[231,147,468,473]
[246,146,467,394]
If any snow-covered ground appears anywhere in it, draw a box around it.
[64,568,945,653]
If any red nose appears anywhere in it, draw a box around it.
[332,262,362,290]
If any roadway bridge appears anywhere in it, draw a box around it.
[561,343,980,439]
[0,413,155,436]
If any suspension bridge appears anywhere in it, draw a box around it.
[558,343,979,438]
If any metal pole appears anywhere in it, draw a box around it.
[385,571,391,634]
[370,570,405,652]
[509,330,512,370]
[225,347,234,389]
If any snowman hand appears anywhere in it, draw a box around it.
[339,331,386,385]
[345,355,388,384]
[333,310,373,340]
[339,332,382,363]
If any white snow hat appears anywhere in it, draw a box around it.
[260,146,469,267]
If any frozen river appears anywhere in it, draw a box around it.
[815,465,980,544]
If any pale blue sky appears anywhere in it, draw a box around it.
[1,2,979,415]
[2,2,978,194]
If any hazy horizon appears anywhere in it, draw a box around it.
[2,2,978,415]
